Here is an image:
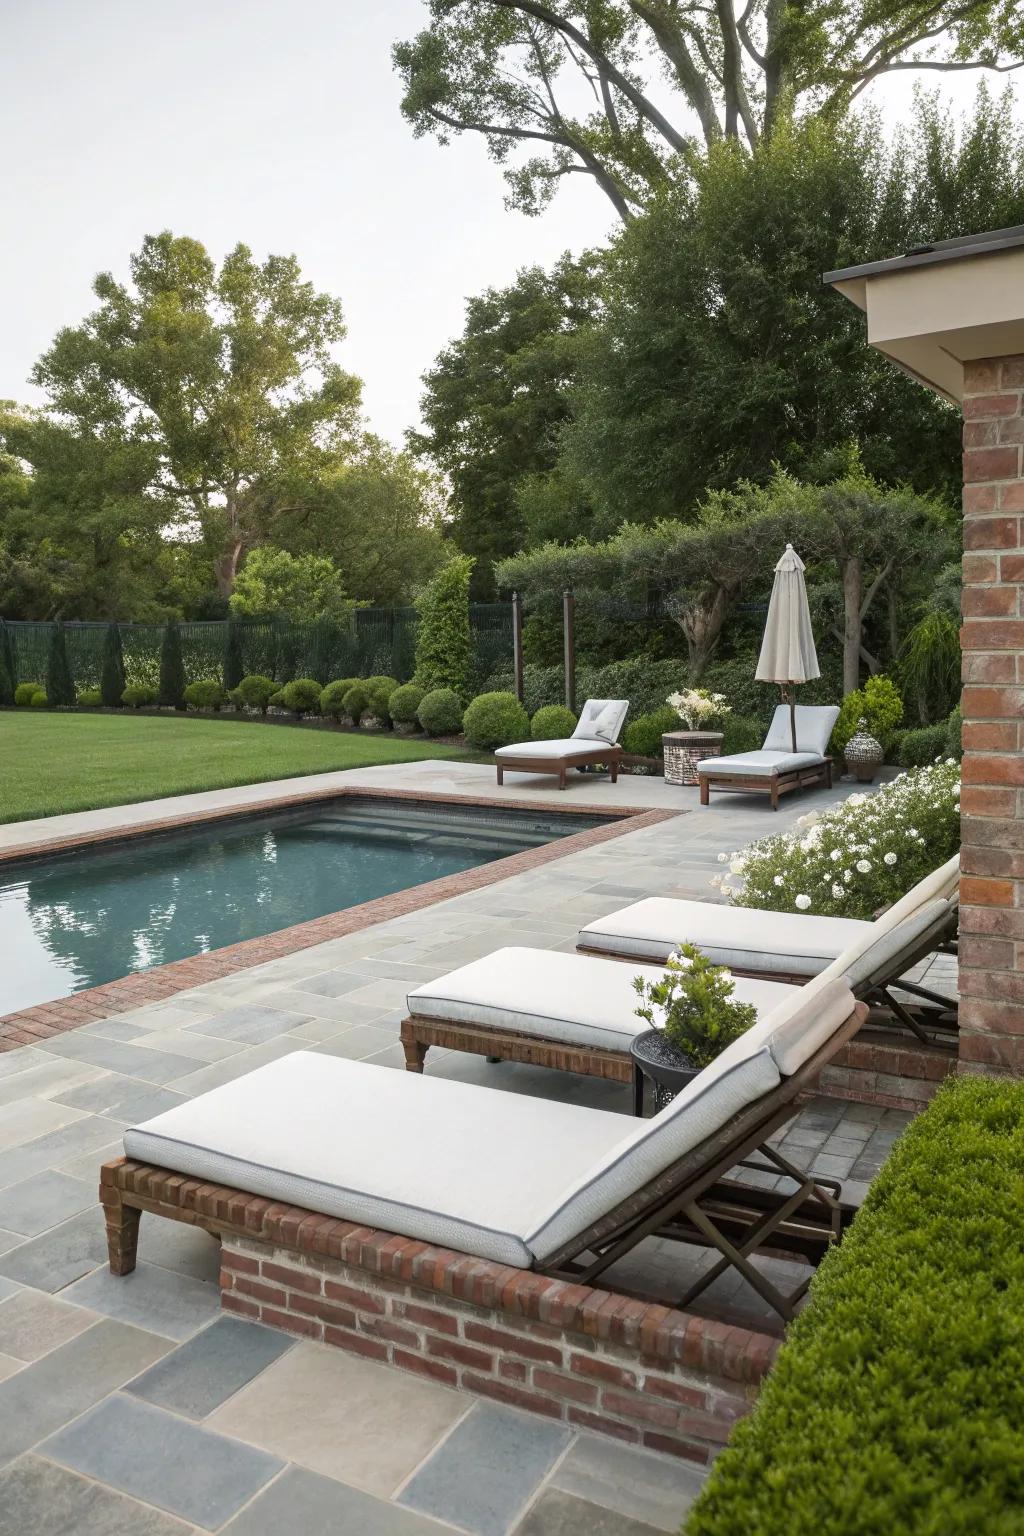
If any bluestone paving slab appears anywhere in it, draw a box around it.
[0,1115,121,1190]
[0,1097,86,1153]
[127,1315,294,1418]
[0,1319,171,1467]
[0,1355,20,1383]
[0,1206,106,1291]
[63,1259,220,1341]
[76,1018,152,1042]
[208,1340,467,1495]
[96,1085,188,1127]
[184,1003,311,1044]
[0,1229,23,1258]
[515,1489,662,1536]
[39,1035,204,1084]
[550,1433,706,1532]
[0,1455,194,1536]
[136,1213,221,1283]
[41,1392,283,1530]
[222,1465,456,1535]
[289,969,378,999]
[0,1287,98,1361]
[134,1027,248,1062]
[0,1057,105,1109]
[399,1401,571,1536]
[0,1170,96,1236]
[0,1278,20,1305]
[54,1069,155,1113]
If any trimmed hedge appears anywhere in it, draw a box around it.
[531,704,577,740]
[183,679,228,712]
[122,683,157,709]
[623,705,679,758]
[232,675,277,715]
[14,682,40,707]
[364,674,400,723]
[898,721,949,767]
[463,691,529,750]
[276,678,321,717]
[388,682,424,725]
[687,1076,1024,1536]
[418,688,464,736]
[320,678,360,720]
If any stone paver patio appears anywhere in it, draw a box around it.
[0,761,937,1532]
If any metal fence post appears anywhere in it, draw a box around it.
[563,589,576,713]
[512,592,524,705]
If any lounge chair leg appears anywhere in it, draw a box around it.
[610,760,618,784]
[770,779,779,810]
[496,766,504,786]
[103,1195,141,1276]
[559,767,567,790]
[401,1034,428,1073]
[699,777,709,806]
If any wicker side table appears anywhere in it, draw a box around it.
[662,730,724,787]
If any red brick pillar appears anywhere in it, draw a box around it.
[959,355,1024,1075]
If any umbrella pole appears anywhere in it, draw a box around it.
[788,686,797,752]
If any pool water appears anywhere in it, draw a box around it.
[0,797,613,1014]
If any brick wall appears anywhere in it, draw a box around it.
[960,355,1024,1075]
[221,1237,777,1466]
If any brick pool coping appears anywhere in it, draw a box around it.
[0,787,678,1052]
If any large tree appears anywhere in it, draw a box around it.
[561,93,1024,531]
[395,0,1024,219]
[26,232,362,597]
[408,255,601,593]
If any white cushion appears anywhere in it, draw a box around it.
[579,897,869,974]
[699,750,825,778]
[818,897,955,992]
[573,699,628,746]
[736,977,858,1075]
[762,704,839,756]
[527,1028,782,1261]
[407,947,797,1051]
[124,1053,630,1269]
[877,853,959,925]
[494,737,612,760]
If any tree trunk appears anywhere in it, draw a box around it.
[213,538,244,598]
[675,584,730,680]
[841,556,862,695]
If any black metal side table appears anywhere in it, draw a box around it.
[629,1030,700,1116]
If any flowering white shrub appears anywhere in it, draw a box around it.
[666,688,730,729]
[714,761,960,919]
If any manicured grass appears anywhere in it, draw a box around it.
[0,712,469,822]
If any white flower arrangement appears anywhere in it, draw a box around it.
[666,688,731,730]
[712,761,960,920]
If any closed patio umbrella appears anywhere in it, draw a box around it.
[755,544,820,752]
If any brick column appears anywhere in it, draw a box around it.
[959,355,1024,1075]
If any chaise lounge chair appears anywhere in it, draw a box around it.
[495,699,628,791]
[698,704,840,809]
[400,858,959,1080]
[103,978,865,1319]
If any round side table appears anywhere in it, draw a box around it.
[630,1030,700,1116]
[662,731,724,787]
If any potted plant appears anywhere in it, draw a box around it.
[663,688,731,786]
[632,944,757,1107]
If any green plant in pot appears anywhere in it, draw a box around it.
[633,943,757,1086]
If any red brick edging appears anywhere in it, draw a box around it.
[0,789,676,1052]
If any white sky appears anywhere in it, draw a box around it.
[0,1,1003,447]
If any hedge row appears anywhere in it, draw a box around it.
[687,1076,1024,1536]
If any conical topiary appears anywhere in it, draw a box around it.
[0,621,16,705]
[158,620,186,709]
[100,622,126,708]
[46,621,76,706]
[222,620,244,691]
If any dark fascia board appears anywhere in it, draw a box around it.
[823,225,1024,286]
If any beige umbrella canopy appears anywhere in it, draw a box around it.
[755,544,820,752]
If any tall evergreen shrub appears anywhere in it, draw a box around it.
[99,622,126,707]
[46,622,76,706]
[0,621,16,704]
[414,555,474,699]
[158,620,187,709]
[222,620,244,690]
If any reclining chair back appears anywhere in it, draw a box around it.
[573,699,629,746]
[762,704,839,757]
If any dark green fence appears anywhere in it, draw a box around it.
[2,607,513,694]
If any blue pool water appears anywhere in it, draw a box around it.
[0,797,613,1014]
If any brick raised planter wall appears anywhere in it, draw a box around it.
[822,1035,955,1112]
[960,355,1024,1076]
[220,1237,774,1465]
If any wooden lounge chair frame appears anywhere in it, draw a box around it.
[699,757,833,810]
[496,744,623,791]
[99,1003,865,1322]
[401,906,959,1080]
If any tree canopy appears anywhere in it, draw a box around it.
[395,0,1024,218]
[227,547,356,625]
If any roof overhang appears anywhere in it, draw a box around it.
[824,227,1024,404]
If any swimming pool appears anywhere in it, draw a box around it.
[0,796,615,1014]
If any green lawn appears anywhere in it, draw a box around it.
[0,713,468,823]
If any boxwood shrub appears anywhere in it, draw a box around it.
[719,714,763,755]
[389,682,424,725]
[277,678,321,717]
[232,675,277,715]
[530,704,577,741]
[78,688,102,707]
[897,722,949,768]
[121,683,157,709]
[687,1077,1024,1536]
[364,675,400,724]
[29,689,48,708]
[184,679,228,712]
[342,683,369,724]
[623,705,679,758]
[14,682,40,707]
[417,688,464,737]
[320,678,360,721]
[463,691,529,750]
